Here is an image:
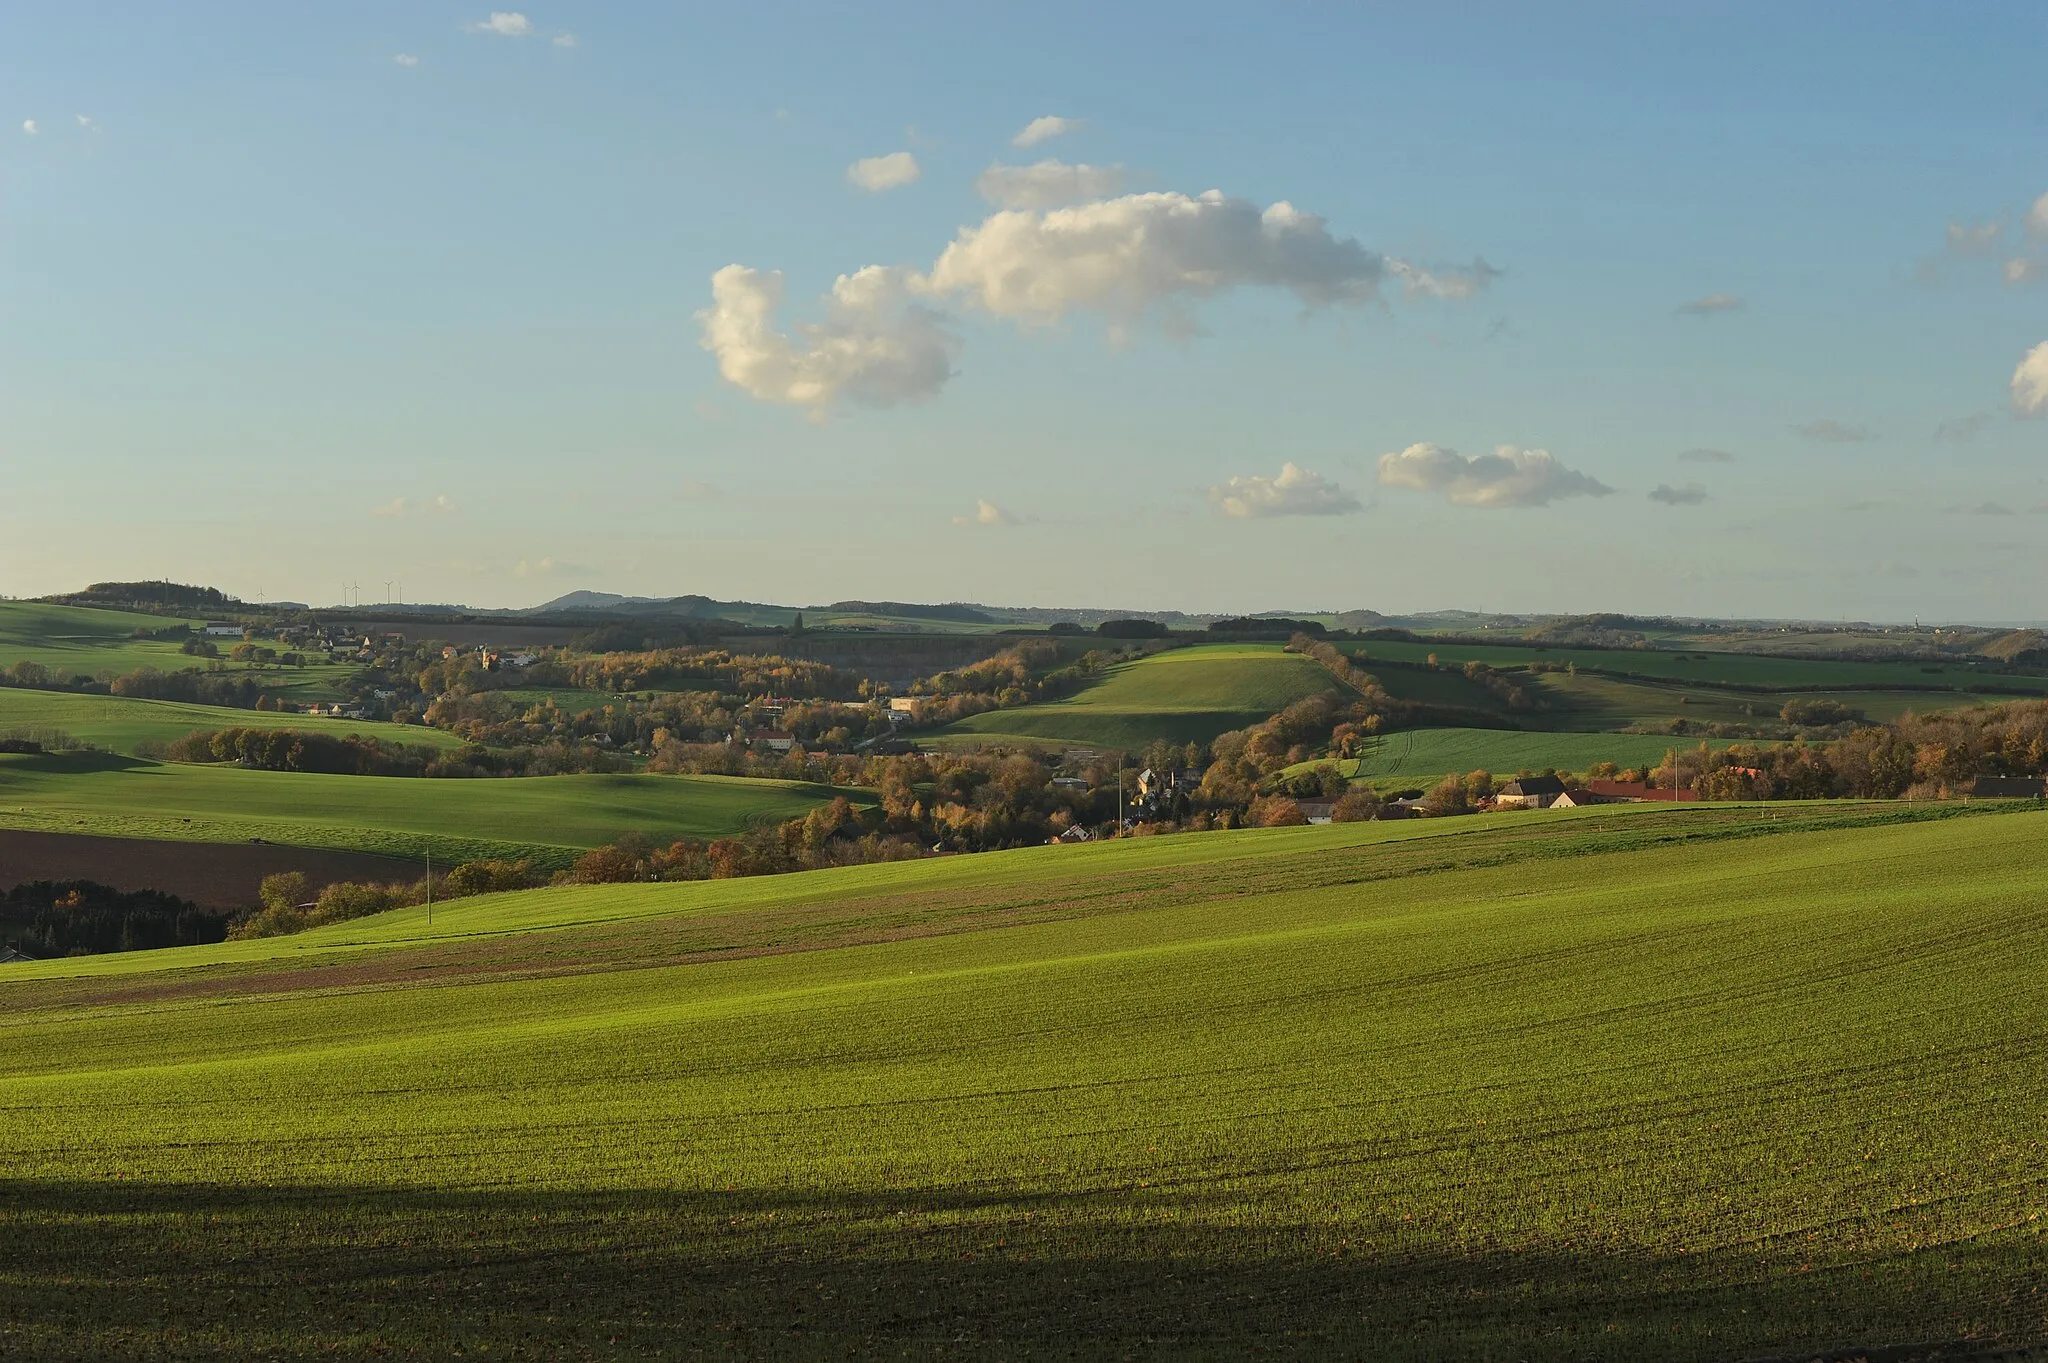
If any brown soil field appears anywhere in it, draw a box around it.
[0,828,423,910]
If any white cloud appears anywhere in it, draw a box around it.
[2014,341,2048,417]
[926,191,1401,329]
[1387,258,1502,300]
[75,114,97,131]
[846,151,920,193]
[1209,463,1362,518]
[21,120,35,135]
[1947,220,2004,256]
[2006,257,2044,286]
[705,186,1489,411]
[952,498,1021,527]
[2028,193,2048,241]
[1792,418,1873,442]
[975,160,1126,210]
[1648,482,1708,505]
[552,32,577,47]
[393,53,420,67]
[1676,292,1744,315]
[1376,443,1613,509]
[1679,447,1735,463]
[1012,115,1080,148]
[697,263,958,413]
[467,12,532,36]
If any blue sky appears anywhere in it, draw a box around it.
[3,2,2045,619]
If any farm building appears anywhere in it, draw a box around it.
[1495,775,1568,809]
[201,622,243,637]
[1295,798,1337,825]
[0,945,37,964]
[1969,776,2045,799]
[1577,780,1700,804]
[1056,825,1095,843]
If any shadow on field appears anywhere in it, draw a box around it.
[2,1180,2043,1361]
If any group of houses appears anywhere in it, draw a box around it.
[1491,775,1700,810]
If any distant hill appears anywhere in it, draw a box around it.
[46,581,239,614]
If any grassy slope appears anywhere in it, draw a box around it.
[1346,635,2048,691]
[939,643,1340,749]
[1318,726,1743,786]
[1,803,2044,1359]
[0,600,203,676]
[0,752,857,866]
[0,687,467,755]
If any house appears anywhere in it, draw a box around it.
[1051,776,1091,793]
[1970,775,2045,799]
[0,946,38,964]
[1550,789,1602,809]
[1495,775,1569,809]
[1136,767,1201,800]
[888,697,920,714]
[503,652,539,669]
[1295,798,1338,825]
[201,622,242,638]
[1579,780,1699,804]
[736,728,796,753]
[1056,825,1095,843]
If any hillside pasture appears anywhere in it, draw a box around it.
[0,600,204,677]
[1344,635,2048,693]
[938,643,1341,750]
[0,687,467,756]
[2,804,2045,1358]
[1341,725,1738,785]
[0,752,860,866]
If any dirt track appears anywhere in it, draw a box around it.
[0,829,424,910]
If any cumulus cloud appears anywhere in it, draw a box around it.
[468,12,532,36]
[393,53,420,66]
[1208,463,1363,518]
[1012,115,1080,148]
[696,263,957,413]
[21,120,35,135]
[1648,482,1708,505]
[1676,292,1744,315]
[2014,341,2048,417]
[705,186,1491,411]
[975,159,1127,209]
[1679,447,1735,463]
[952,498,1021,527]
[1792,418,1873,443]
[847,151,920,193]
[927,191,1403,329]
[1376,444,1612,509]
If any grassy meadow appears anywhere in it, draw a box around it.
[1335,726,1732,785]
[0,600,204,676]
[0,687,467,756]
[2,802,2044,1358]
[0,752,859,866]
[938,643,1342,750]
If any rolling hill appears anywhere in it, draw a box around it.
[3,802,2044,1358]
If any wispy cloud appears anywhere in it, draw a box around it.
[1676,292,1744,316]
[1792,418,1873,443]
[975,160,1126,209]
[1377,444,1611,509]
[1679,447,1735,463]
[1648,483,1709,505]
[1012,115,1081,148]
[392,52,420,67]
[552,32,577,47]
[1934,412,1994,443]
[372,494,455,519]
[1209,463,1363,518]
[467,11,532,36]
[20,119,36,136]
[75,114,97,132]
[952,498,1022,527]
[846,151,921,193]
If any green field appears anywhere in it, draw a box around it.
[3,802,2045,1358]
[938,643,1341,750]
[0,600,205,676]
[1337,725,1735,786]
[1346,634,2048,692]
[0,687,467,756]
[0,752,858,866]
